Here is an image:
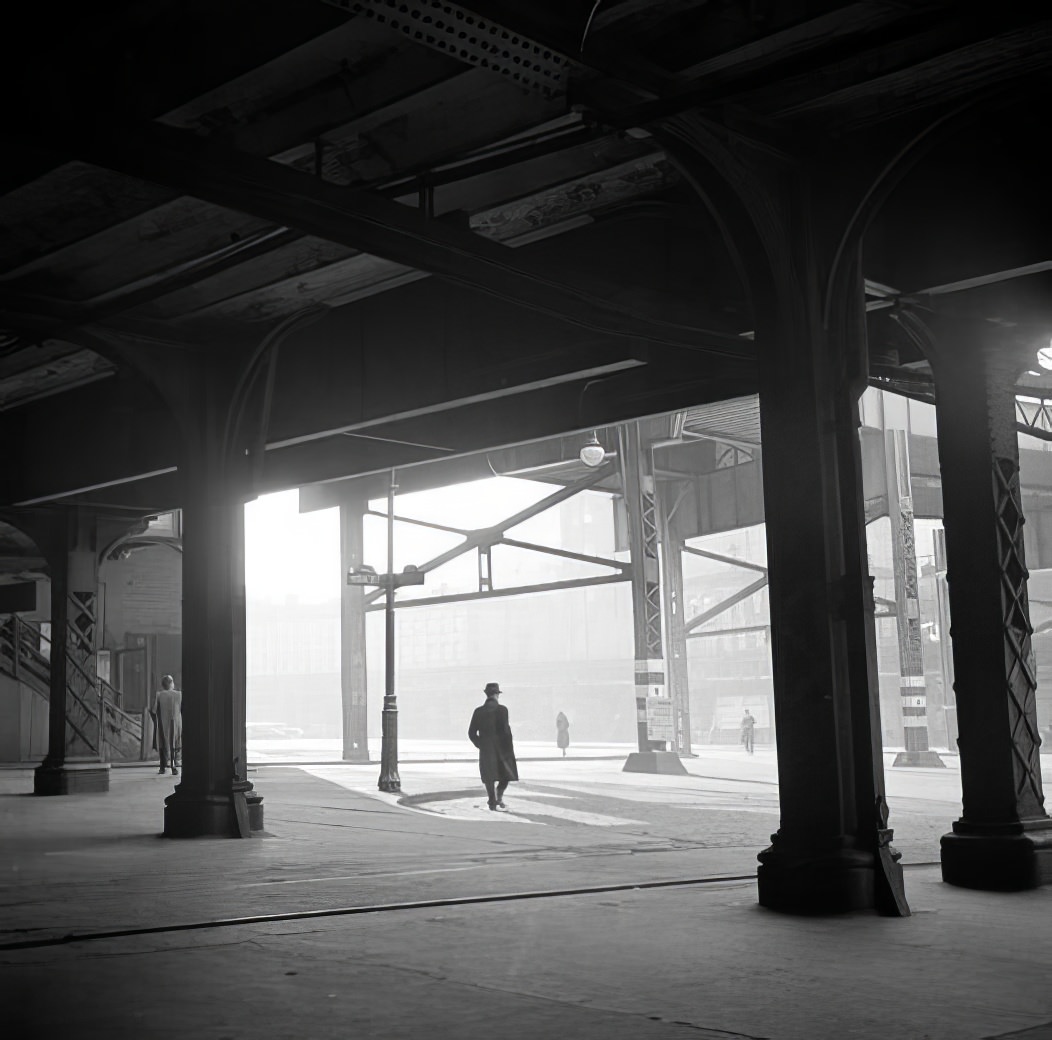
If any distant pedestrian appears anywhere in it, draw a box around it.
[155,675,182,776]
[468,682,518,811]
[740,708,755,754]
[556,711,570,757]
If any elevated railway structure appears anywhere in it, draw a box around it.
[1,1,1050,912]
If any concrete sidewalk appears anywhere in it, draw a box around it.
[3,761,1051,1038]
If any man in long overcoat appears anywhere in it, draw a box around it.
[155,674,182,776]
[468,682,518,811]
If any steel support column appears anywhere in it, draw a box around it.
[163,356,262,838]
[339,492,370,763]
[657,484,692,756]
[34,511,110,795]
[620,422,684,774]
[884,429,943,767]
[930,330,1052,890]
[656,113,906,913]
[749,213,905,914]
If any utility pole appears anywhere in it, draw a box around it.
[339,489,370,762]
[345,470,424,794]
[885,429,944,767]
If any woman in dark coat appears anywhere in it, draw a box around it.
[468,682,518,811]
[556,711,570,756]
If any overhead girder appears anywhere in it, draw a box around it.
[0,373,178,510]
[262,354,753,493]
[0,327,752,513]
[446,1,1052,133]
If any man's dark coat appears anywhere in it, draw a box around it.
[468,698,519,783]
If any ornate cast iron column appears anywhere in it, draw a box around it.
[34,510,110,795]
[163,354,262,838]
[656,112,907,913]
[929,328,1052,889]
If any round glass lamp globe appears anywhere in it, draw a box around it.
[579,440,606,467]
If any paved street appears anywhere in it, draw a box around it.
[4,746,1052,1039]
[0,742,1019,942]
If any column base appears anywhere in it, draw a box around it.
[34,761,111,795]
[164,789,265,838]
[622,750,687,775]
[758,840,895,914]
[246,791,264,832]
[892,750,946,768]
[941,821,1052,890]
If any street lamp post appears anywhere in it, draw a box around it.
[346,469,425,794]
[379,470,400,792]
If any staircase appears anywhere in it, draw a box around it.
[0,614,144,761]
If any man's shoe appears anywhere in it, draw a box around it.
[494,804,508,812]
[157,768,166,774]
[171,768,178,775]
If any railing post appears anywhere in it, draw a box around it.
[13,615,21,682]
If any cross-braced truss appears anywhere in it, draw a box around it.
[361,462,629,611]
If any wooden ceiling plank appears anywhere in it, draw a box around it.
[0,339,85,380]
[270,67,565,184]
[0,165,176,273]
[126,237,363,322]
[3,196,280,296]
[763,21,1052,125]
[674,2,948,81]
[590,0,709,37]
[160,16,426,132]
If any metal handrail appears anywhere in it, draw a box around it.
[0,614,142,755]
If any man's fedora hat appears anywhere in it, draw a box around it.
[484,682,501,696]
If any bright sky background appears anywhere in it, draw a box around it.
[244,478,565,604]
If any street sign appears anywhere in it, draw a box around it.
[347,572,382,586]
[646,696,675,742]
[347,567,425,588]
